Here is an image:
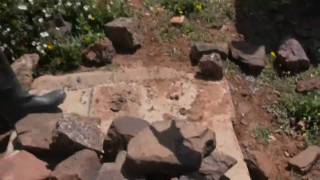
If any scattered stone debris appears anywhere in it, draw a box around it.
[52,114,104,154]
[170,16,186,25]
[11,53,39,90]
[277,38,310,73]
[198,53,224,80]
[51,149,101,180]
[190,42,229,65]
[15,113,62,154]
[82,37,116,66]
[0,150,51,180]
[105,17,141,52]
[104,116,149,160]
[288,145,320,174]
[296,76,320,93]
[229,41,267,75]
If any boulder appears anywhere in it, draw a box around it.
[244,150,275,180]
[51,149,101,180]
[0,150,51,180]
[96,151,127,180]
[15,113,62,154]
[288,145,320,174]
[190,42,228,65]
[52,114,104,154]
[229,41,267,75]
[199,151,237,180]
[198,53,224,80]
[104,17,141,52]
[277,38,310,73]
[296,77,320,93]
[11,53,39,90]
[82,37,116,66]
[104,116,149,160]
[124,120,215,177]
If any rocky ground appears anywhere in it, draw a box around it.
[0,0,320,180]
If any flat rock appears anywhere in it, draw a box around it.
[124,120,215,177]
[198,53,224,80]
[15,113,62,154]
[190,42,228,65]
[296,76,320,93]
[11,53,39,90]
[82,37,115,66]
[104,17,141,52]
[52,114,104,154]
[51,149,101,180]
[104,116,149,159]
[277,38,310,73]
[0,150,51,180]
[96,151,127,180]
[229,41,266,75]
[289,145,320,174]
[199,151,237,180]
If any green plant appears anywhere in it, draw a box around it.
[0,0,129,73]
[254,124,271,144]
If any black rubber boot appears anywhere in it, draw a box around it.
[0,50,66,119]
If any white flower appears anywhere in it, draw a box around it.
[31,41,37,46]
[83,5,89,11]
[18,4,28,10]
[10,40,16,45]
[88,14,94,20]
[38,18,44,23]
[28,0,34,5]
[42,44,48,48]
[40,31,49,38]
[66,1,72,7]
[76,2,81,6]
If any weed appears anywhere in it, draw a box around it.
[254,124,271,144]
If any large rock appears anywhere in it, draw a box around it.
[52,114,104,154]
[96,151,127,180]
[82,37,116,66]
[0,150,51,180]
[190,42,228,65]
[288,145,320,174]
[199,151,237,180]
[104,116,149,160]
[296,76,320,93]
[244,150,275,180]
[277,38,310,73]
[51,149,101,180]
[104,17,141,52]
[229,41,267,75]
[15,113,62,154]
[124,120,215,177]
[198,53,224,80]
[11,53,39,90]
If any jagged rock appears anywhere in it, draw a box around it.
[198,53,224,80]
[104,116,149,160]
[190,42,228,65]
[199,151,237,180]
[11,53,39,90]
[288,145,320,174]
[96,151,127,180]
[82,37,116,66]
[229,41,267,75]
[296,76,320,93]
[277,38,310,73]
[105,17,141,52]
[15,113,62,154]
[244,150,275,180]
[52,114,104,154]
[124,120,215,177]
[0,150,51,180]
[51,149,101,180]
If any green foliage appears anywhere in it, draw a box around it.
[0,0,129,72]
[254,124,271,144]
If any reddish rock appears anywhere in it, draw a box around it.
[190,42,229,65]
[229,41,267,75]
[82,37,115,66]
[277,38,310,73]
[198,53,224,80]
[52,149,101,180]
[289,145,320,174]
[244,150,275,180]
[96,151,127,180]
[104,116,149,159]
[11,53,39,90]
[170,16,185,25]
[0,150,51,180]
[15,113,62,154]
[52,114,104,154]
[104,17,141,52]
[296,76,320,93]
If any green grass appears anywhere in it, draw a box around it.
[254,124,271,144]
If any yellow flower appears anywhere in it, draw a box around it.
[195,4,203,11]
[47,43,54,50]
[270,51,277,60]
